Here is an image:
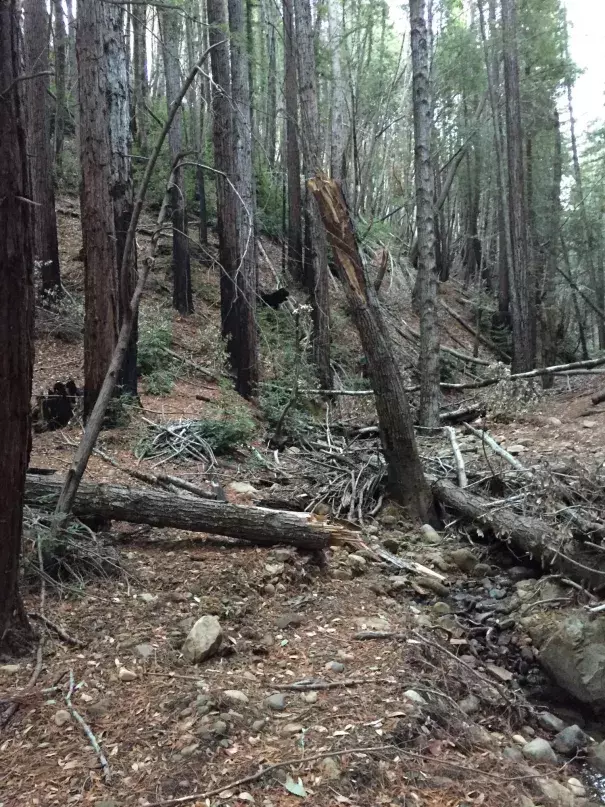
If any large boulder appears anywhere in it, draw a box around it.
[182,615,222,664]
[523,610,605,709]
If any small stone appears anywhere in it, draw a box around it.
[139,592,158,604]
[281,723,304,735]
[588,740,605,773]
[228,481,258,495]
[134,643,154,661]
[182,615,223,664]
[416,577,449,596]
[118,667,137,682]
[522,738,557,764]
[243,671,258,682]
[382,535,401,553]
[180,743,199,757]
[276,613,304,629]
[387,576,407,592]
[347,554,367,575]
[567,777,585,797]
[380,515,398,527]
[403,689,427,705]
[337,650,354,662]
[458,695,480,715]
[473,563,492,577]
[211,720,228,736]
[0,664,20,674]
[432,601,451,616]
[302,691,318,704]
[521,726,535,738]
[318,756,341,780]
[537,712,565,733]
[264,584,275,596]
[223,690,249,705]
[513,734,528,745]
[272,548,295,563]
[53,709,71,727]
[537,779,575,807]
[489,589,507,600]
[583,420,597,429]
[450,548,478,573]
[331,568,353,581]
[503,746,524,763]
[264,563,284,576]
[507,445,526,455]
[266,693,287,711]
[325,660,345,673]
[552,725,589,755]
[354,616,391,632]
[251,719,265,732]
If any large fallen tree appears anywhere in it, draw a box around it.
[433,479,605,590]
[25,475,358,550]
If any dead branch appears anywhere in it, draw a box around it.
[445,426,467,487]
[64,670,111,782]
[463,423,526,471]
[27,612,86,647]
[274,677,395,691]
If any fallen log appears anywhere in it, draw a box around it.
[24,475,357,550]
[433,479,605,590]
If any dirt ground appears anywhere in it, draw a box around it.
[2,205,605,807]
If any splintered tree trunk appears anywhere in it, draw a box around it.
[106,2,137,397]
[52,0,67,179]
[0,0,35,651]
[309,176,435,523]
[294,0,332,390]
[24,0,61,295]
[132,1,148,152]
[410,0,440,427]
[283,0,303,283]
[160,6,193,315]
[502,0,534,371]
[77,0,119,419]
[228,0,259,398]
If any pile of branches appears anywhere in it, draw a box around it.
[135,418,219,466]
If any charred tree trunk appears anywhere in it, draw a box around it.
[52,0,68,179]
[132,1,148,152]
[106,2,138,397]
[283,0,303,283]
[294,0,332,390]
[0,0,36,652]
[309,176,435,523]
[25,476,355,550]
[160,6,193,315]
[410,0,440,427]
[24,0,62,295]
[185,5,208,244]
[77,0,119,419]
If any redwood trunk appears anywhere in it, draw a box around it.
[132,1,148,152]
[52,0,68,178]
[283,0,303,283]
[77,0,119,419]
[24,0,61,294]
[309,176,435,523]
[0,0,35,651]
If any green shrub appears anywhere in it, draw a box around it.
[137,309,178,395]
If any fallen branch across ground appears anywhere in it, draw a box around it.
[25,475,358,550]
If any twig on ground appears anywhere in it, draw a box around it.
[64,670,111,782]
[446,426,467,487]
[274,677,396,691]
[463,423,526,471]
[27,612,86,647]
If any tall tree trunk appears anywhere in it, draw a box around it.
[0,0,35,651]
[24,0,62,295]
[501,0,534,371]
[265,5,277,168]
[327,0,346,185]
[541,109,562,389]
[185,3,208,244]
[410,0,440,427]
[132,1,148,152]
[77,0,119,419]
[106,2,138,397]
[159,6,193,315]
[294,0,332,390]
[309,176,435,524]
[52,0,68,179]
[228,0,259,398]
[283,0,303,283]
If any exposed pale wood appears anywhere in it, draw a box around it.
[26,476,357,549]
[446,426,467,488]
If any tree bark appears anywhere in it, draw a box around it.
[24,0,62,295]
[159,5,193,315]
[26,476,353,550]
[501,0,534,371]
[77,0,119,419]
[228,0,259,398]
[327,0,346,185]
[185,3,208,244]
[410,0,440,427]
[132,1,148,152]
[294,0,332,390]
[309,175,435,524]
[52,0,68,179]
[0,0,35,651]
[434,479,605,591]
[283,0,303,283]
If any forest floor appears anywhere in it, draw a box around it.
[2,204,605,807]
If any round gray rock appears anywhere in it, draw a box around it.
[552,724,589,755]
[521,738,557,764]
[537,712,565,733]
[182,615,222,664]
[265,693,287,711]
